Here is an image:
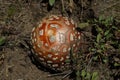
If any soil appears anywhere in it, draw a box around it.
[0,0,120,80]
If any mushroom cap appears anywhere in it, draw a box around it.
[31,15,81,71]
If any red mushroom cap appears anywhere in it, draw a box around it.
[31,15,81,71]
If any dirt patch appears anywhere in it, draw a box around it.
[92,0,120,22]
[0,0,120,80]
[0,0,64,80]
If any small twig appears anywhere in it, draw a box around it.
[47,73,65,77]
[99,1,120,13]
[61,0,65,12]
[47,70,71,77]
[61,71,72,80]
[69,0,74,13]
[80,0,84,21]
[47,70,72,80]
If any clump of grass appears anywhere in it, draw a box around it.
[74,16,120,80]
[90,16,120,62]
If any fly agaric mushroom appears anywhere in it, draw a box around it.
[31,15,81,71]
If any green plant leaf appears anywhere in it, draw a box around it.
[81,70,86,78]
[100,44,105,50]
[91,48,96,52]
[76,70,80,80]
[103,58,108,63]
[104,30,110,36]
[112,26,117,30]
[65,59,70,63]
[104,18,109,27]
[78,22,89,29]
[99,15,104,22]
[86,72,91,79]
[96,26,103,33]
[106,33,113,40]
[93,56,98,61]
[92,72,99,80]
[114,63,120,67]
[0,36,6,46]
[94,19,98,23]
[97,49,102,53]
[97,33,102,43]
[49,0,55,6]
